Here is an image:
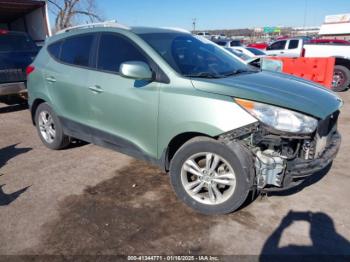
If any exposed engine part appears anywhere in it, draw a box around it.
[301,140,315,160]
[255,149,285,189]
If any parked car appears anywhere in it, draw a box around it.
[27,23,342,215]
[196,32,211,39]
[0,30,39,96]
[224,48,252,61]
[247,42,269,50]
[214,39,242,47]
[0,0,51,46]
[232,46,266,58]
[265,38,350,91]
[309,39,350,45]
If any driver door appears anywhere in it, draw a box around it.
[86,33,160,159]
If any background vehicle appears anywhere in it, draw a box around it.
[266,38,350,91]
[309,39,350,45]
[0,30,39,96]
[214,39,243,47]
[247,42,268,50]
[196,31,211,39]
[225,48,252,61]
[0,0,50,97]
[232,46,266,58]
[28,23,342,215]
[0,0,51,46]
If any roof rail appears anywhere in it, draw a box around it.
[56,20,130,35]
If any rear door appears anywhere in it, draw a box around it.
[44,33,97,135]
[285,39,302,57]
[86,32,160,159]
[266,40,287,56]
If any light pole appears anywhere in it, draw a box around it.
[192,18,197,32]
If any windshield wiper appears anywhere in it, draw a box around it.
[222,69,254,77]
[184,72,222,78]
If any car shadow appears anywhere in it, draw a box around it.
[260,211,350,261]
[0,144,32,206]
[0,96,28,114]
[66,139,89,149]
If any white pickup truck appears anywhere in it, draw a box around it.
[265,38,350,91]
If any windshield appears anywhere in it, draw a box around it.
[0,33,37,52]
[139,32,249,77]
[246,47,265,55]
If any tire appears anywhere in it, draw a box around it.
[332,65,350,92]
[35,103,70,150]
[169,137,251,215]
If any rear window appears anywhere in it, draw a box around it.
[60,34,94,67]
[217,41,227,46]
[0,33,37,52]
[288,40,299,49]
[230,41,241,47]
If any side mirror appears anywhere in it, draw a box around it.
[120,61,153,80]
[261,58,283,72]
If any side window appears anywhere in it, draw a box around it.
[47,41,62,60]
[268,40,286,50]
[288,40,299,49]
[230,41,240,47]
[97,33,148,73]
[60,34,94,67]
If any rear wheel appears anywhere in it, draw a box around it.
[169,137,250,215]
[35,103,70,150]
[332,65,350,92]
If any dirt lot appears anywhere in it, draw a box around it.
[0,91,350,259]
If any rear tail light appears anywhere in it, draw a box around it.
[26,65,35,76]
[301,48,306,57]
[0,29,8,34]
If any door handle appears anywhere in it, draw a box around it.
[280,51,284,54]
[88,85,104,94]
[45,76,56,83]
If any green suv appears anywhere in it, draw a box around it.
[27,23,342,214]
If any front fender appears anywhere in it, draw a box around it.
[157,86,257,158]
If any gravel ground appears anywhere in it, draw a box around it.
[0,91,349,259]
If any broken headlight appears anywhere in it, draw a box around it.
[235,98,318,134]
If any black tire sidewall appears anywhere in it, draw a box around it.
[333,65,350,92]
[169,138,250,215]
[35,103,68,150]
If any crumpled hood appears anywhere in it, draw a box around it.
[191,71,342,119]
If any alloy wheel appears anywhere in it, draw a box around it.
[180,152,237,205]
[38,111,56,143]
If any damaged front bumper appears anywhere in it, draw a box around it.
[271,131,341,191]
[286,132,341,177]
[219,111,341,192]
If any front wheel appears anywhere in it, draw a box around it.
[332,65,350,92]
[169,137,250,215]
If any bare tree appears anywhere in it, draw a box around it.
[48,0,103,31]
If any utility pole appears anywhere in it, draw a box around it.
[192,18,197,33]
[303,0,308,29]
